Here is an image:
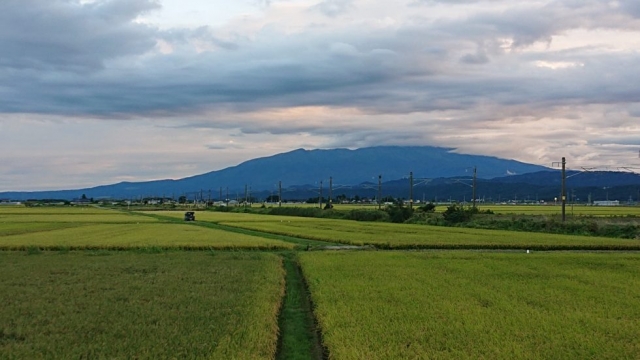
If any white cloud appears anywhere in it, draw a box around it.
[534,60,584,69]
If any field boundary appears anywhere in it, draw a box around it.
[276,252,327,360]
[136,211,340,248]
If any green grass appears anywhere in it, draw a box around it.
[276,253,323,360]
[0,251,285,359]
[0,223,294,250]
[299,251,640,360]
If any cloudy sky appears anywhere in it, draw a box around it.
[2,0,640,190]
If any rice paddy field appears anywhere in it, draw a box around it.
[0,207,293,250]
[2,205,640,359]
[0,206,157,223]
[299,251,640,360]
[476,204,640,216]
[0,251,284,359]
[245,203,640,216]
[0,222,294,250]
[143,210,309,224]
[206,214,640,250]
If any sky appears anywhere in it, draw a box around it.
[1,0,640,191]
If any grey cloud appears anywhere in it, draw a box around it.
[589,137,640,147]
[0,0,159,72]
[311,0,354,17]
[628,105,640,118]
[617,0,640,18]
[460,47,489,64]
[447,1,640,49]
[206,143,245,150]
[161,27,240,51]
[1,0,640,123]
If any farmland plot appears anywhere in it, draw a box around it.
[144,210,309,224]
[0,223,294,250]
[477,205,640,216]
[0,252,284,359]
[0,212,157,223]
[300,251,640,360]
[219,217,640,250]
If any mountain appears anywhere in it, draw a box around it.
[1,146,552,200]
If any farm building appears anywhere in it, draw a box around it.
[593,200,620,206]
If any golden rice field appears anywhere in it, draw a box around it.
[0,207,294,250]
[0,223,293,250]
[2,205,640,359]
[144,210,314,224]
[244,203,640,216]
[477,204,640,216]
[0,206,112,214]
[0,206,157,223]
[300,251,640,360]
[0,252,284,359]
[211,216,640,250]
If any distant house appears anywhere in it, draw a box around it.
[71,198,92,205]
[593,200,619,206]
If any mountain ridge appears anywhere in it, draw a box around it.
[0,145,609,201]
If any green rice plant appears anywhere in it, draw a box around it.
[0,207,159,223]
[299,251,640,360]
[0,213,158,223]
[0,223,294,250]
[0,252,285,359]
[0,207,109,215]
[0,222,87,236]
[476,205,640,216]
[218,217,640,250]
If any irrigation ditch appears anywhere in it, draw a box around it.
[276,252,327,360]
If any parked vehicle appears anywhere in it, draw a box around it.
[184,211,195,221]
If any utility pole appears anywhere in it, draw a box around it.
[219,187,222,203]
[561,157,566,222]
[472,166,477,209]
[278,181,282,207]
[226,187,229,206]
[244,184,248,207]
[378,175,382,210]
[409,171,413,210]
[319,180,323,209]
[329,176,333,208]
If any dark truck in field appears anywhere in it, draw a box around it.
[184,211,195,221]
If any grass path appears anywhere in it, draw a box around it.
[276,252,326,360]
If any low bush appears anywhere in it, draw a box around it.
[344,209,390,222]
[385,204,414,223]
[267,207,325,218]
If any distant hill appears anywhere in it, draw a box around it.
[0,145,560,201]
[492,170,640,187]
